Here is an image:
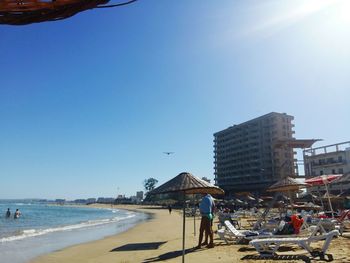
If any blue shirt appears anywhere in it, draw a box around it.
[199,194,214,215]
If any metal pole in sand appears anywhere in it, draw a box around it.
[182,193,186,263]
[324,182,334,218]
[193,195,196,236]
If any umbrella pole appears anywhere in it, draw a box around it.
[193,195,196,236]
[182,193,186,263]
[324,183,334,217]
[288,190,293,213]
[317,189,325,210]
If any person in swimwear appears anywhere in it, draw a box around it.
[14,209,21,219]
[6,208,11,218]
[197,193,215,249]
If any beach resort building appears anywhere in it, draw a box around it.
[303,141,350,194]
[213,112,316,195]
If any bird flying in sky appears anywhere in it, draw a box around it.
[163,152,174,155]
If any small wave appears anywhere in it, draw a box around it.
[0,214,136,243]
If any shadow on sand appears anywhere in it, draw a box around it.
[142,247,197,262]
[241,252,335,262]
[241,254,312,262]
[110,241,167,252]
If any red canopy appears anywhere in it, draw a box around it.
[305,174,342,185]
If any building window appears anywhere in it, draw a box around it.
[327,158,334,163]
[338,156,343,162]
[332,169,336,174]
[339,168,344,174]
[320,170,324,175]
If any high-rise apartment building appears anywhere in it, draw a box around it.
[214,112,297,194]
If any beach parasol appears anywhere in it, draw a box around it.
[150,172,224,263]
[305,174,342,216]
[267,177,308,192]
[0,0,137,25]
[267,177,308,210]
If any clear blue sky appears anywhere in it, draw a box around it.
[1,0,349,199]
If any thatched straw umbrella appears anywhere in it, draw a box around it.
[0,0,137,25]
[149,172,224,263]
[267,177,308,210]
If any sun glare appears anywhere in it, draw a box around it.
[304,0,350,24]
[335,0,350,24]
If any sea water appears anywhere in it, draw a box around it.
[0,200,149,263]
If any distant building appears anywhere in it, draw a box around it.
[304,141,350,194]
[214,112,311,194]
[86,198,96,204]
[55,199,65,205]
[74,199,87,204]
[114,197,135,204]
[136,191,144,200]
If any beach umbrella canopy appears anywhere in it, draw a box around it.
[267,177,308,211]
[305,174,342,185]
[267,177,308,192]
[150,172,224,263]
[150,172,224,195]
[0,0,137,25]
[305,174,342,215]
[331,173,350,184]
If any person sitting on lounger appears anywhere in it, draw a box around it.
[291,214,304,234]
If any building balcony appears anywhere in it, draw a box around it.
[310,160,346,167]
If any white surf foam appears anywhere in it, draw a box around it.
[0,214,136,243]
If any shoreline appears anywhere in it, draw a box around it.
[30,204,350,263]
[0,204,149,263]
[30,204,205,263]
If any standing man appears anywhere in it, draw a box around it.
[197,193,215,249]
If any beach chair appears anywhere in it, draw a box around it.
[249,229,339,259]
[337,210,349,223]
[217,220,248,244]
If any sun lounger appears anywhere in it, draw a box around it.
[217,220,247,244]
[337,210,350,222]
[219,218,329,245]
[218,220,282,244]
[249,229,339,258]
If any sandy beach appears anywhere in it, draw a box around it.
[31,205,350,263]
